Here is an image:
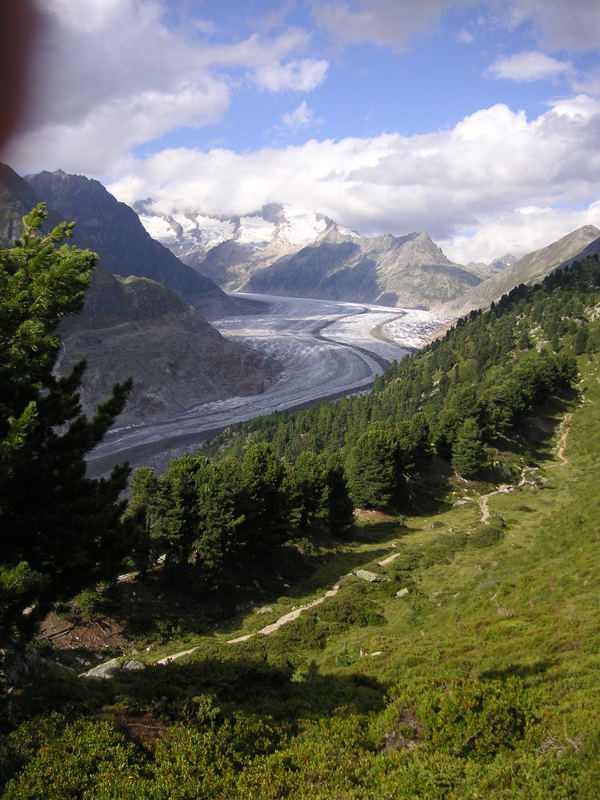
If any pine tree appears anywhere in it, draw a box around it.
[324,454,354,537]
[239,443,291,550]
[0,205,133,639]
[291,450,326,530]
[452,417,484,478]
[346,425,400,509]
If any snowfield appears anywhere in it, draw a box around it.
[87,294,449,475]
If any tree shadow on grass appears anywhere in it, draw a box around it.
[479,658,555,683]
[349,520,407,545]
[114,654,387,725]
[488,394,576,464]
[116,539,397,642]
[4,650,388,734]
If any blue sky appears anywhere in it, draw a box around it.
[5,0,600,262]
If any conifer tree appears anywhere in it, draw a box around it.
[0,205,133,639]
[291,450,326,529]
[324,454,354,537]
[452,417,484,477]
[239,443,291,549]
[346,425,400,509]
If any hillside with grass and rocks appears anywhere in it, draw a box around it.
[1,255,599,798]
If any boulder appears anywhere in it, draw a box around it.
[81,657,121,680]
[256,606,273,615]
[353,569,386,583]
[122,659,145,672]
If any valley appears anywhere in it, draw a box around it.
[87,293,446,475]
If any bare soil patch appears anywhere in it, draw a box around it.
[40,611,126,652]
[114,712,168,745]
[354,508,391,521]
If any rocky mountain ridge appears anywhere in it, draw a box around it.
[59,270,271,425]
[244,224,482,308]
[444,224,600,315]
[137,202,332,292]
[138,203,483,309]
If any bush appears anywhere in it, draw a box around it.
[318,584,385,630]
[386,677,535,762]
[2,719,140,799]
[470,519,505,548]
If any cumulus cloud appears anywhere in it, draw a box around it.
[5,1,323,173]
[7,80,229,175]
[253,59,329,92]
[440,201,600,264]
[108,95,600,262]
[487,51,572,82]
[282,101,319,131]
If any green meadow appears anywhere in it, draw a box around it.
[2,350,599,798]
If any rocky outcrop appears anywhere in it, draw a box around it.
[0,640,75,686]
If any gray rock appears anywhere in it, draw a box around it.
[256,606,273,615]
[122,659,145,672]
[353,569,386,583]
[1,642,75,685]
[81,657,121,680]
[493,461,515,481]
[453,499,470,507]
[396,588,409,598]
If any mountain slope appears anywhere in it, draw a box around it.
[0,163,63,243]
[245,224,481,308]
[445,224,600,315]
[559,233,600,267]
[58,270,271,425]
[4,256,599,797]
[0,163,272,425]
[26,170,259,319]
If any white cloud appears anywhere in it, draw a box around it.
[107,95,600,263]
[457,29,474,44]
[7,1,321,173]
[6,79,229,175]
[282,101,318,132]
[487,51,572,82]
[506,0,600,50]
[253,59,329,92]
[572,70,600,97]
[440,201,600,264]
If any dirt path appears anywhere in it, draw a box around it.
[151,409,578,665]
[156,647,200,666]
[378,552,401,567]
[228,573,352,644]
[555,412,573,466]
[154,573,354,662]
[475,463,542,525]
[478,484,513,525]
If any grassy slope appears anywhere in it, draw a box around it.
[3,353,598,798]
